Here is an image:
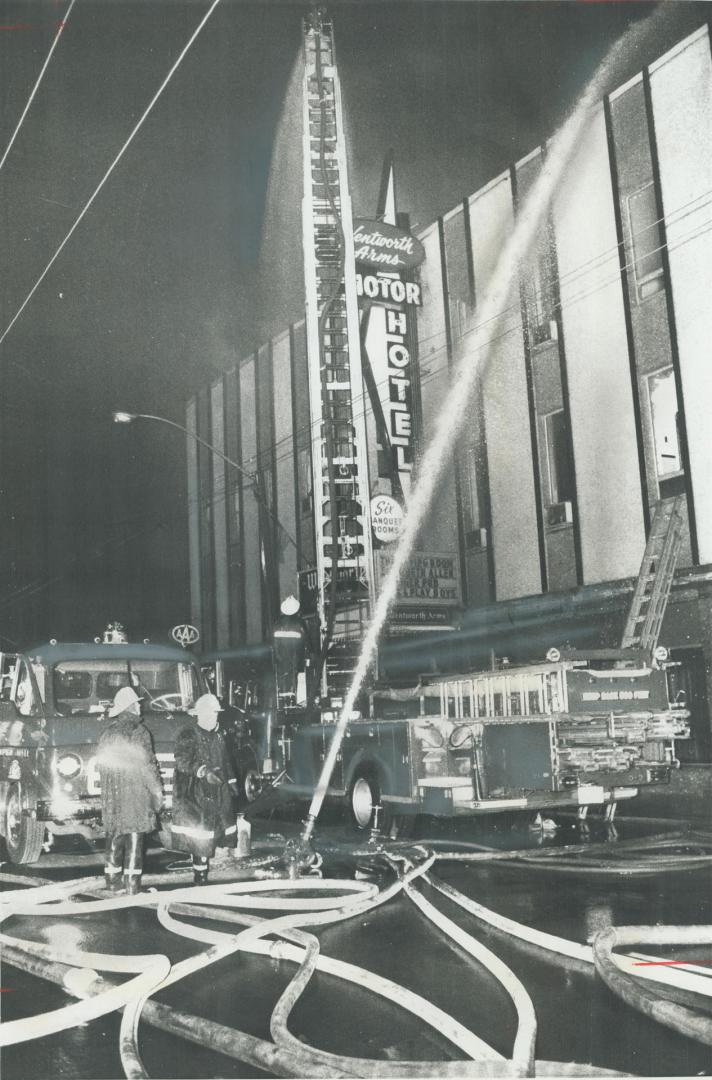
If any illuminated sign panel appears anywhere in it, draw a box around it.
[354,176,463,629]
[362,291,417,499]
[370,494,404,543]
[375,550,461,630]
[353,219,425,271]
[356,273,422,306]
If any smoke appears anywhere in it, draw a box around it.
[257,53,306,345]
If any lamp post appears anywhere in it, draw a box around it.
[112,410,295,629]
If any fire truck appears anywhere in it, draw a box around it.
[0,626,204,863]
[208,644,689,834]
[206,497,691,834]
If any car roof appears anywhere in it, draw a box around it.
[24,642,199,665]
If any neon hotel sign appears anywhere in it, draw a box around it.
[354,219,424,494]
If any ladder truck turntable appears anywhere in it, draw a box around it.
[211,496,691,834]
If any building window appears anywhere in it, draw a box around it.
[647,367,684,497]
[298,448,312,514]
[544,410,575,506]
[461,444,486,550]
[525,240,558,347]
[532,260,551,332]
[628,184,664,300]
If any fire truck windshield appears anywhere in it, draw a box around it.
[52,660,200,716]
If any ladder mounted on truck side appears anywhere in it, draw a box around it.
[620,495,686,656]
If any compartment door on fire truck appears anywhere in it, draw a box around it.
[668,648,711,763]
[482,721,554,797]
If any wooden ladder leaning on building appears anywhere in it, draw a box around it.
[620,494,686,656]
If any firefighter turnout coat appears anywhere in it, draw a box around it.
[96,711,163,835]
[171,721,237,858]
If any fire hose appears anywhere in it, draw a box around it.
[0,859,502,1075]
[0,848,629,1078]
[591,924,712,1045]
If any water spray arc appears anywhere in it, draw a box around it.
[298,8,667,849]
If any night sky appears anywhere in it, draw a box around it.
[0,0,707,649]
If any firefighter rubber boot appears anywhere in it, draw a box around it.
[193,858,209,886]
[124,872,142,896]
[104,833,124,891]
[124,832,143,895]
[104,866,123,892]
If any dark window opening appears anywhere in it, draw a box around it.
[628,184,664,301]
[545,410,575,506]
[667,648,711,763]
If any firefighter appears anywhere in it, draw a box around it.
[272,595,309,707]
[96,686,163,895]
[171,692,239,884]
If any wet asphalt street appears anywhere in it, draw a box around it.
[2,804,712,1079]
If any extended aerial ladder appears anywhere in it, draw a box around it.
[620,495,686,657]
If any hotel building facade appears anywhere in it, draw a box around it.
[187,24,712,758]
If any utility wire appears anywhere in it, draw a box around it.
[2,185,711,616]
[0,0,77,176]
[7,197,712,525]
[198,203,712,487]
[3,207,710,620]
[7,196,711,530]
[0,0,223,352]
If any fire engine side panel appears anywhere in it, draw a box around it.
[565,667,669,712]
[288,723,344,791]
[339,719,412,796]
[482,721,554,796]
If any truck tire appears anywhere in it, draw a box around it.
[237,753,261,807]
[5,784,45,864]
[348,769,391,833]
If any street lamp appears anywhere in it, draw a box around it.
[112,410,266,491]
[112,409,297,626]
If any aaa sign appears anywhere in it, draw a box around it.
[171,624,200,648]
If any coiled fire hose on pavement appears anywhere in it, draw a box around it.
[422,861,712,1002]
[591,924,712,1045]
[0,845,634,1079]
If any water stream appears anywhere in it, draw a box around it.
[300,4,673,835]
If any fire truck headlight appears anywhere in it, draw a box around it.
[546,647,561,663]
[56,754,82,779]
[653,645,669,663]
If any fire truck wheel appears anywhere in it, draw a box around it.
[5,784,45,864]
[237,757,261,807]
[242,769,261,803]
[348,770,390,833]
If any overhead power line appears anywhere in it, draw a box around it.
[3,208,711,618]
[0,0,223,353]
[0,0,77,177]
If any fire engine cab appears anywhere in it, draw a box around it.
[0,625,204,863]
